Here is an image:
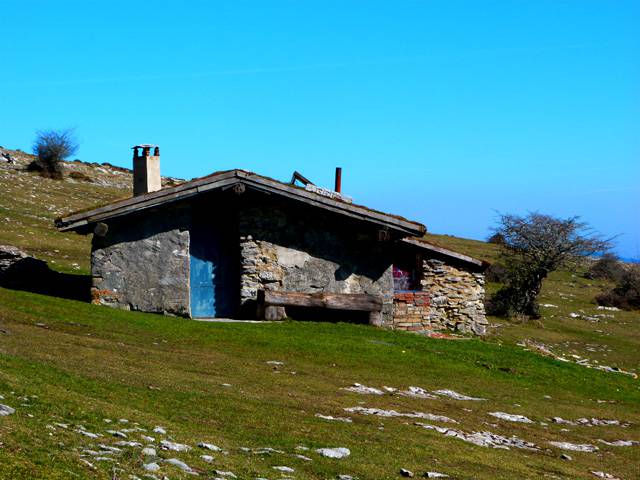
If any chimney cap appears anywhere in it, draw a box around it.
[132,144,157,149]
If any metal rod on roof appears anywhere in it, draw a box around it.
[335,167,342,193]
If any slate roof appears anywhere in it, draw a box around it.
[55,169,426,236]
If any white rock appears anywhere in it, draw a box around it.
[345,406,456,423]
[548,441,598,452]
[143,462,161,472]
[142,447,156,456]
[295,454,312,461]
[266,361,284,365]
[489,412,534,423]
[97,444,122,453]
[153,426,166,434]
[0,404,15,416]
[272,466,294,472]
[597,439,639,447]
[591,472,620,480]
[198,442,222,451]
[165,458,197,474]
[425,473,449,478]
[200,454,214,462]
[213,471,237,478]
[342,383,384,395]
[115,440,142,447]
[315,413,353,423]
[160,439,191,452]
[141,435,155,442]
[75,428,100,438]
[399,386,437,399]
[316,447,350,459]
[416,423,538,450]
[433,389,485,401]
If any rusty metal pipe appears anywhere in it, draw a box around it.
[335,167,342,193]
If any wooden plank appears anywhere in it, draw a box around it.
[262,291,382,312]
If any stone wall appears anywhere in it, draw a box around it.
[238,202,394,323]
[418,258,487,335]
[90,205,191,316]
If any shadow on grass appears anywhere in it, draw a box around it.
[0,257,90,302]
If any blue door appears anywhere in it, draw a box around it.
[190,251,216,317]
[190,220,218,318]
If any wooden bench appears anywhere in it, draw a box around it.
[257,290,383,325]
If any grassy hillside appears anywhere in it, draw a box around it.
[1,146,639,479]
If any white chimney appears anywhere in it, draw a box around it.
[132,144,161,196]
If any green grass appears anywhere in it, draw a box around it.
[1,146,639,479]
[1,288,639,479]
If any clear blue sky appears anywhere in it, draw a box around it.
[2,0,638,258]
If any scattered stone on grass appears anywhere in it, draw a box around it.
[143,462,161,472]
[597,306,619,311]
[106,429,128,438]
[398,386,437,399]
[165,458,197,475]
[115,440,142,447]
[316,447,351,459]
[416,422,539,450]
[141,435,155,442]
[597,439,639,447]
[551,417,626,427]
[272,466,295,472]
[0,404,15,416]
[560,454,572,460]
[160,439,191,452]
[75,428,101,438]
[400,468,414,477]
[548,441,598,452]
[198,442,222,451]
[255,447,285,455]
[97,444,122,453]
[489,412,534,423]
[343,383,384,395]
[433,389,485,401]
[213,470,236,478]
[295,453,312,461]
[315,413,353,423]
[200,454,214,462]
[142,447,156,456]
[591,472,620,480]
[153,426,167,434]
[266,360,284,365]
[425,473,449,478]
[345,406,457,424]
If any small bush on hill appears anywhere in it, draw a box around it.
[585,253,626,282]
[30,128,78,179]
[596,265,640,310]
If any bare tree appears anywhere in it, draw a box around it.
[488,212,611,318]
[30,128,78,179]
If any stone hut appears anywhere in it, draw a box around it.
[55,146,488,335]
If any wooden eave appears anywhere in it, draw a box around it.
[55,169,426,236]
[400,237,489,270]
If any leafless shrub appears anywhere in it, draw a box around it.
[487,212,612,318]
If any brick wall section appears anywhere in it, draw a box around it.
[392,291,431,332]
